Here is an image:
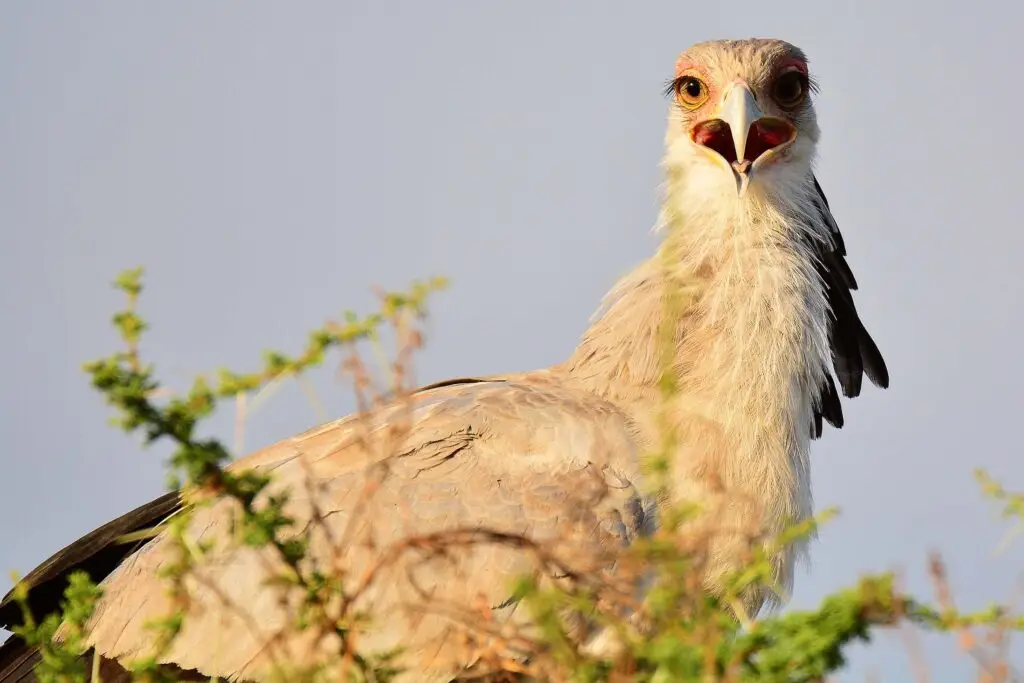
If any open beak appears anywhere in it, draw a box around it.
[690,84,797,197]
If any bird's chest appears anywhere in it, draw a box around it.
[673,245,827,526]
[696,247,822,392]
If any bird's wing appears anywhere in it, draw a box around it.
[0,492,181,630]
[78,377,645,681]
[0,493,184,683]
[808,175,889,437]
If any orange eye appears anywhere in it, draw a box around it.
[675,76,709,109]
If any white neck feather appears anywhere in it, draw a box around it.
[563,167,833,603]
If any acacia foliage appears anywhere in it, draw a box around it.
[5,269,1021,682]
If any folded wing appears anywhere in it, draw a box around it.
[72,378,645,681]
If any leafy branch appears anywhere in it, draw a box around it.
[5,268,1023,682]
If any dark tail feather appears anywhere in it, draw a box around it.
[0,492,186,682]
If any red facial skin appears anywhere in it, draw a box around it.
[776,57,808,75]
[673,54,810,112]
[674,58,719,113]
[674,54,804,165]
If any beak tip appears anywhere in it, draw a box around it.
[734,170,750,198]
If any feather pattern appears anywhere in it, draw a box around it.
[808,176,889,412]
[75,380,648,682]
[0,38,888,682]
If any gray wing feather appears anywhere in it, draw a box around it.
[84,379,646,682]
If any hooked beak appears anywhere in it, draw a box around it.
[690,84,797,197]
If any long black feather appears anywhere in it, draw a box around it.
[807,175,889,438]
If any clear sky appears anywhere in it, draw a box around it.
[1,2,1021,680]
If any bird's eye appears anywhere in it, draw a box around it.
[772,70,807,108]
[675,76,709,109]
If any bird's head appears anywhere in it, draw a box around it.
[663,39,820,201]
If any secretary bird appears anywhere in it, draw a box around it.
[0,38,887,681]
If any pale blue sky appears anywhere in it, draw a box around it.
[2,2,1022,680]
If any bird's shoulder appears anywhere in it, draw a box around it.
[77,376,649,679]
[230,373,642,485]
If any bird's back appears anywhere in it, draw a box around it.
[1,376,649,682]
